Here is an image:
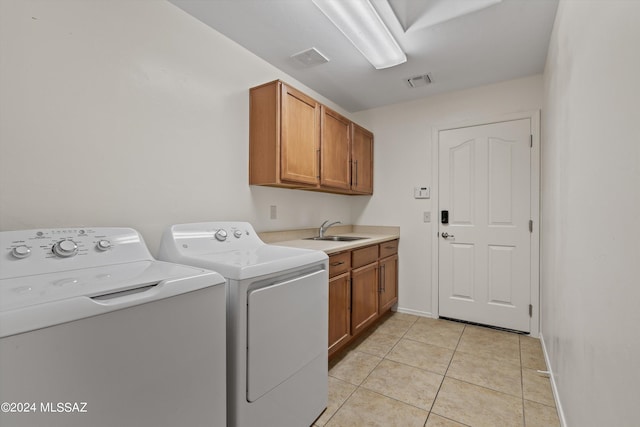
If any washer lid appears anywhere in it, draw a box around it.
[171,245,328,280]
[0,260,225,338]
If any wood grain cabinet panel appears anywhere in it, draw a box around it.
[351,262,379,336]
[327,239,400,358]
[379,240,399,258]
[328,272,351,354]
[352,245,378,269]
[249,80,373,195]
[320,106,351,190]
[280,84,320,185]
[249,80,320,187]
[351,124,374,195]
[378,254,398,314]
[329,252,350,277]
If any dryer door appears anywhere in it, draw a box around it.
[246,268,327,402]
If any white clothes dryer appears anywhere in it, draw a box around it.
[158,221,328,427]
[0,227,226,427]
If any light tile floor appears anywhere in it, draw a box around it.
[315,313,560,427]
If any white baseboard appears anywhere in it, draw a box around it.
[539,332,568,427]
[394,307,437,319]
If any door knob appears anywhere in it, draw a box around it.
[441,232,454,239]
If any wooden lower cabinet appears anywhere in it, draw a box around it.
[327,239,399,357]
[328,272,351,354]
[351,262,379,336]
[378,254,398,314]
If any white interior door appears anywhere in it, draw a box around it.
[438,119,531,332]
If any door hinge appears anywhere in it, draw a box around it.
[529,220,533,233]
[529,304,533,317]
[530,134,533,147]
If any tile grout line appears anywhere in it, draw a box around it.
[318,378,357,427]
[322,316,419,426]
[423,323,467,426]
[352,317,431,422]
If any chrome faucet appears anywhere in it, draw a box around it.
[319,220,341,238]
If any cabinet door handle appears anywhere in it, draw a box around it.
[349,277,353,311]
[317,149,321,179]
[349,160,354,187]
[382,264,386,292]
[330,261,345,266]
[354,160,358,187]
[385,245,395,250]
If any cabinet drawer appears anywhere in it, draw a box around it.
[379,240,398,258]
[351,245,378,269]
[329,252,351,277]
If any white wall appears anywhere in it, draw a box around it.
[353,75,543,317]
[0,1,542,322]
[541,1,640,425]
[0,0,356,254]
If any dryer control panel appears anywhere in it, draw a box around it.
[0,228,153,279]
[159,222,263,258]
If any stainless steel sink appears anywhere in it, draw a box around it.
[304,236,367,242]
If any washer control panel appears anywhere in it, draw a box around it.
[0,228,152,279]
[52,239,79,258]
[11,245,31,259]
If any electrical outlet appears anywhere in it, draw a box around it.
[423,211,431,223]
[270,205,277,220]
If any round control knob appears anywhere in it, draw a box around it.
[52,239,78,258]
[11,245,31,259]
[233,230,242,239]
[214,229,228,242]
[96,240,111,251]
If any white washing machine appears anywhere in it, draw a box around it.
[158,221,328,427]
[0,227,227,427]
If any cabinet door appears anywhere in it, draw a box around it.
[351,262,379,335]
[280,84,320,185]
[320,107,351,190]
[328,272,351,355]
[378,255,398,314]
[351,124,373,194]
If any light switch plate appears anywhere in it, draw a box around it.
[423,212,431,223]
[414,187,430,199]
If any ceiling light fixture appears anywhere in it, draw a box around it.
[312,0,407,70]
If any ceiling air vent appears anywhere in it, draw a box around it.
[290,47,330,67]
[406,73,433,88]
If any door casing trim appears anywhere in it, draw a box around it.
[430,110,541,337]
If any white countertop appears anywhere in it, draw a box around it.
[261,226,399,255]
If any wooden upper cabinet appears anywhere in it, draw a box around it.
[280,84,320,185]
[249,80,320,187]
[249,80,373,194]
[351,124,374,194]
[320,106,351,190]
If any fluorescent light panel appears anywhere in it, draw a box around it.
[312,0,406,70]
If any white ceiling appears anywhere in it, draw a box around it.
[170,0,558,112]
